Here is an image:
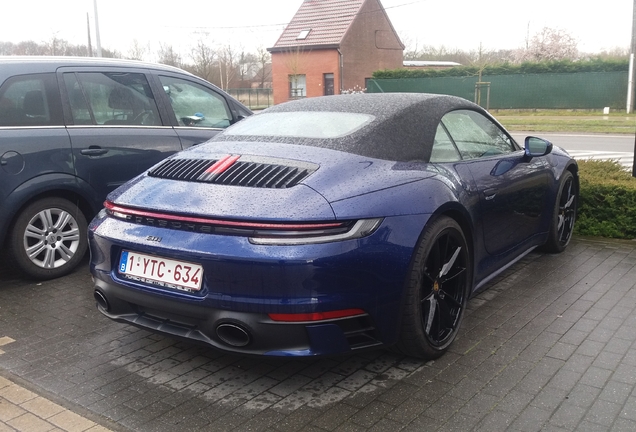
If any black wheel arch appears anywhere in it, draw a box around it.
[396,204,476,326]
[566,162,579,193]
[392,211,473,358]
[1,179,99,249]
[403,204,476,289]
[428,204,476,287]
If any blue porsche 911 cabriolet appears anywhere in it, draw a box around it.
[88,93,577,359]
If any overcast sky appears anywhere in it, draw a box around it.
[0,0,632,59]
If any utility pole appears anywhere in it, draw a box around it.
[629,0,636,113]
[633,0,636,177]
[93,0,102,57]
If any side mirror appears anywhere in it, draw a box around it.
[230,115,248,125]
[524,136,553,158]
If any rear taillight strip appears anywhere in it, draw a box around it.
[104,201,345,231]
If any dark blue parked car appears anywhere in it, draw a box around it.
[0,56,251,279]
[88,93,577,359]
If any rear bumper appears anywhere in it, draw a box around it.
[93,275,382,356]
[88,212,431,356]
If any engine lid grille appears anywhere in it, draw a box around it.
[148,155,318,189]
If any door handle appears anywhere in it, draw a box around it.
[484,188,497,200]
[80,148,108,156]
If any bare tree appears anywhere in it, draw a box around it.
[0,37,117,57]
[468,43,496,107]
[127,39,147,61]
[400,33,520,66]
[281,46,309,97]
[101,48,122,58]
[237,50,258,84]
[157,43,182,67]
[65,44,91,57]
[14,40,45,55]
[463,45,519,65]
[401,35,420,61]
[588,46,629,60]
[470,43,489,80]
[46,35,69,56]
[519,27,578,62]
[190,36,218,84]
[402,41,474,65]
[218,44,239,90]
[0,41,15,55]
[254,46,271,88]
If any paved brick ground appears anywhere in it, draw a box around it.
[0,373,113,432]
[1,236,636,431]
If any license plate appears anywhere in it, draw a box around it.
[118,250,203,292]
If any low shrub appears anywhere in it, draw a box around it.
[373,59,629,79]
[574,160,636,239]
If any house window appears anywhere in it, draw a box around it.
[289,74,306,99]
[297,29,311,40]
[323,73,334,96]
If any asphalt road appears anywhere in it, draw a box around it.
[511,132,635,153]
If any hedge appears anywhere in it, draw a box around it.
[574,160,636,239]
[373,59,630,80]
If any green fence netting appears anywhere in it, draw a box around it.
[367,71,628,110]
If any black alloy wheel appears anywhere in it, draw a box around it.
[396,216,470,359]
[543,170,577,253]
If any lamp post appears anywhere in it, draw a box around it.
[632,0,636,176]
[93,0,102,57]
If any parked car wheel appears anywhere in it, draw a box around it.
[396,216,470,359]
[542,170,577,253]
[9,198,87,280]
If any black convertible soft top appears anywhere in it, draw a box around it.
[214,93,490,162]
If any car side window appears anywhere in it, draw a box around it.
[440,110,515,160]
[159,75,232,128]
[430,123,462,163]
[63,72,161,126]
[0,73,63,127]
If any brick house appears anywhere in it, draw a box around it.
[267,0,404,104]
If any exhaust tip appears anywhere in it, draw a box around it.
[216,322,251,347]
[94,290,109,311]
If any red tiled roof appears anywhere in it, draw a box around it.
[270,0,366,50]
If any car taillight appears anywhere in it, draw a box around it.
[268,309,366,322]
[103,200,381,244]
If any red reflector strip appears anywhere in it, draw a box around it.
[268,309,366,322]
[205,155,240,174]
[104,201,344,231]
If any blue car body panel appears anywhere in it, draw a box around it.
[90,212,430,354]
